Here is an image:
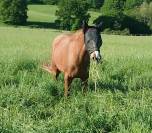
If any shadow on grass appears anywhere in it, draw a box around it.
[25,21,59,29]
[89,81,128,93]
[3,21,60,30]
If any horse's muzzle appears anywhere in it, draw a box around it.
[90,51,101,62]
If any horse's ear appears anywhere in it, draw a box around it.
[82,20,88,33]
[96,21,103,32]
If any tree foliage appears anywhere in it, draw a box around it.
[42,0,59,4]
[55,0,90,30]
[0,0,28,24]
[100,0,125,30]
[27,0,43,4]
[139,1,152,28]
[87,0,104,9]
[101,0,125,17]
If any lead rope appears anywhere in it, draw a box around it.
[90,61,100,92]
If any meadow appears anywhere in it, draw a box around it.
[0,5,152,133]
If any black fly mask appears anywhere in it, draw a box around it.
[82,21,103,62]
[84,28,102,54]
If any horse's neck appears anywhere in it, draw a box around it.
[74,30,88,63]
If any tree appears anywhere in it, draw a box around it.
[140,1,149,23]
[87,0,104,9]
[101,0,125,17]
[55,0,90,30]
[42,0,59,5]
[27,0,42,4]
[0,0,28,24]
[101,0,125,30]
[27,0,59,4]
[139,1,152,28]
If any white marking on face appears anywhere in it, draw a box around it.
[94,51,101,60]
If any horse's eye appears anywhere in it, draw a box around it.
[86,39,92,44]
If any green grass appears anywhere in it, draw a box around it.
[0,26,152,132]
[28,4,101,24]
[0,4,152,133]
[28,5,58,23]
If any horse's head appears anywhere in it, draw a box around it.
[82,21,103,62]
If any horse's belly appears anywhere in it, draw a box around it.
[53,44,77,73]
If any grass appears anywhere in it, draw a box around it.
[28,5,58,23]
[0,26,152,132]
[0,4,152,133]
[27,4,101,24]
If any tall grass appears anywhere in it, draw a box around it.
[0,27,152,132]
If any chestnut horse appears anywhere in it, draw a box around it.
[43,21,103,97]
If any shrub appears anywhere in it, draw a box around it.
[55,0,90,30]
[0,0,28,24]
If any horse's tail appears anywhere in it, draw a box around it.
[41,64,52,74]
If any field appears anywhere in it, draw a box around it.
[0,5,152,133]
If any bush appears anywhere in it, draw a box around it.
[125,0,144,9]
[138,1,152,30]
[0,0,28,24]
[93,15,125,32]
[55,0,90,30]
[124,1,152,34]
[122,15,151,35]
[94,15,151,35]
[103,28,130,35]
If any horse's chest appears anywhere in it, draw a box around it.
[69,53,90,78]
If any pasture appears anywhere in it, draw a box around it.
[0,4,152,133]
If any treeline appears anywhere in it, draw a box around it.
[27,0,103,8]
[0,0,152,35]
[95,0,152,34]
[55,0,152,34]
[27,0,59,5]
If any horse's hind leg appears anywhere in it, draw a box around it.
[49,67,60,81]
[54,69,60,80]
[64,74,73,97]
[42,64,60,80]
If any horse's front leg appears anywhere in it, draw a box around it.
[64,75,73,97]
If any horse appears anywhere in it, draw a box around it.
[43,21,103,97]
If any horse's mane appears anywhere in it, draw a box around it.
[73,29,84,41]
